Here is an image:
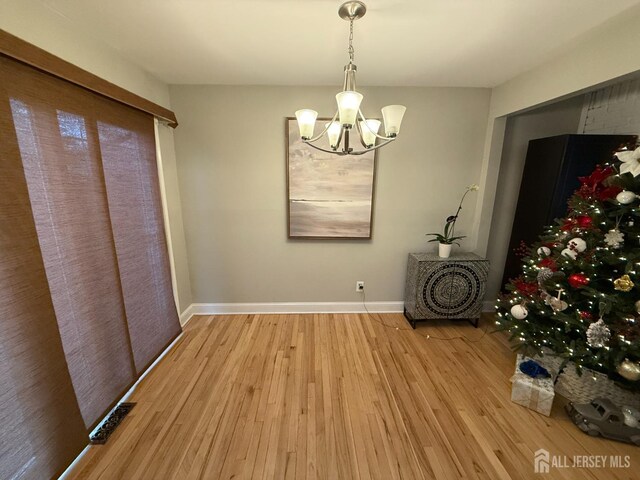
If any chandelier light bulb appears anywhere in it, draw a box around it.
[336,91,363,126]
[326,121,342,148]
[360,119,381,146]
[295,109,318,139]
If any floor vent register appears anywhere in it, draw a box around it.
[89,403,136,445]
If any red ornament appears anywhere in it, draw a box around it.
[579,311,593,320]
[576,216,593,228]
[568,273,590,289]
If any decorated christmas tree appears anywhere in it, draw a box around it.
[496,145,640,391]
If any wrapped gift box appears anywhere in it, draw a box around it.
[510,354,555,416]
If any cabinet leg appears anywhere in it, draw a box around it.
[403,308,417,329]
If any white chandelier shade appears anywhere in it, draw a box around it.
[294,1,406,156]
[294,109,318,139]
[336,91,363,126]
[381,105,406,136]
[326,121,342,148]
[360,119,381,147]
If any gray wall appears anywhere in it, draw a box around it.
[170,85,491,304]
[484,96,584,299]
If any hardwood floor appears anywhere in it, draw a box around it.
[68,313,639,479]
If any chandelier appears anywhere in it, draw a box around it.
[294,1,406,156]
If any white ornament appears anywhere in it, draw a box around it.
[537,246,551,256]
[615,147,640,177]
[616,190,638,204]
[586,318,611,348]
[636,300,640,314]
[561,248,577,260]
[604,229,624,248]
[568,237,587,253]
[510,304,528,320]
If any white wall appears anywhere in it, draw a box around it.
[484,96,584,298]
[170,85,491,304]
[1,0,193,315]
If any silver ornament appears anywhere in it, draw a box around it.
[586,318,611,348]
[604,229,624,248]
[617,359,640,381]
[622,406,640,428]
[537,267,553,285]
[616,190,637,205]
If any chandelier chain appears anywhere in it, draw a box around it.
[348,18,355,64]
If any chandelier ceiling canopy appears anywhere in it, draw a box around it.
[295,1,406,156]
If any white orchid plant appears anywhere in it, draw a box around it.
[427,184,480,245]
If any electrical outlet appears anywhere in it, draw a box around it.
[356,281,365,292]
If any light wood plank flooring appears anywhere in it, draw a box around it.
[68,313,640,479]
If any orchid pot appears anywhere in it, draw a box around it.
[438,243,452,258]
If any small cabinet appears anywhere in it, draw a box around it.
[403,253,489,328]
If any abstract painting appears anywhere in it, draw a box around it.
[286,118,377,239]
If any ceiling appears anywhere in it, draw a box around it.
[39,0,640,87]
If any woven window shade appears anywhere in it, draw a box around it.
[6,56,137,429]
[97,99,181,373]
[0,78,87,479]
[1,49,181,459]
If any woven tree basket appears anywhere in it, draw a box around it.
[531,353,640,409]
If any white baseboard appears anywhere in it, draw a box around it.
[180,299,496,323]
[182,301,403,321]
[179,304,194,326]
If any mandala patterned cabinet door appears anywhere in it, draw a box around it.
[404,253,489,328]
